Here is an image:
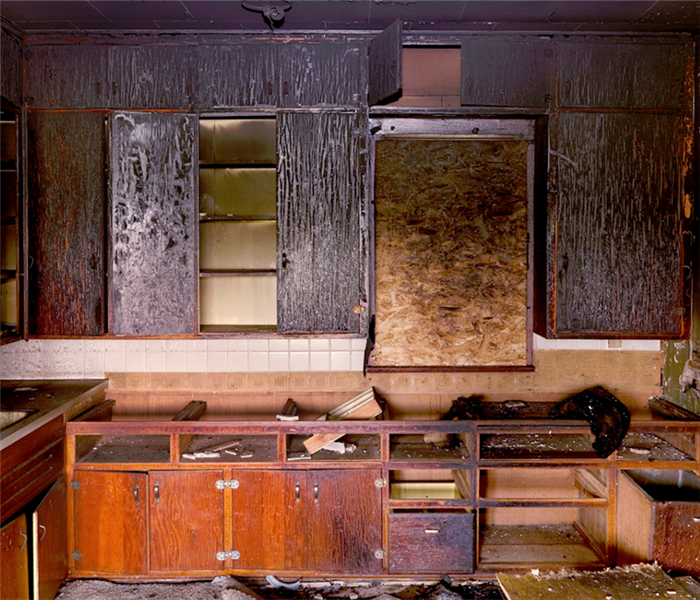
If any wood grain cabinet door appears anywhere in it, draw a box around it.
[149,470,225,572]
[230,470,306,571]
[307,469,384,574]
[109,111,197,335]
[0,513,30,600]
[32,477,67,600]
[72,471,147,575]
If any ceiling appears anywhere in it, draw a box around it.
[2,0,700,35]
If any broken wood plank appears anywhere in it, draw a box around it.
[173,401,207,454]
[649,396,700,421]
[276,398,299,421]
[303,388,382,454]
[497,564,696,600]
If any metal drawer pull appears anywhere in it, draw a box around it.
[424,528,440,534]
[134,483,139,506]
[692,517,700,523]
[154,481,160,504]
[314,482,319,503]
[295,481,301,503]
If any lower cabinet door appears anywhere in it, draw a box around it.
[308,469,384,574]
[389,512,475,574]
[33,477,67,599]
[231,470,306,571]
[149,470,225,572]
[0,513,30,599]
[72,471,148,575]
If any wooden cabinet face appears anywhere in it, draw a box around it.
[231,470,306,570]
[109,111,197,335]
[231,469,383,573]
[33,477,67,600]
[277,111,364,334]
[308,469,383,573]
[27,110,106,336]
[0,513,29,600]
[149,470,225,572]
[549,112,689,337]
[72,471,148,574]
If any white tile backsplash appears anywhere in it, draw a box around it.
[0,335,662,379]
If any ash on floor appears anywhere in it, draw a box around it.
[54,577,503,600]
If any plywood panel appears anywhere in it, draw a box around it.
[553,112,688,336]
[277,111,363,333]
[373,138,528,367]
[110,111,196,334]
[27,111,106,336]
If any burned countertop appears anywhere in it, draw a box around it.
[0,379,108,449]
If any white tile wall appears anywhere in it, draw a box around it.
[0,335,661,379]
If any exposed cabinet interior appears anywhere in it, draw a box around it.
[0,105,21,343]
[199,118,277,332]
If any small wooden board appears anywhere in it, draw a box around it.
[498,564,696,600]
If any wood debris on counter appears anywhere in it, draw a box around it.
[277,398,300,421]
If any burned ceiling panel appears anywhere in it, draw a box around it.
[2,0,700,34]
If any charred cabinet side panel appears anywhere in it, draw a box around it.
[27,111,106,336]
[1,27,23,109]
[109,111,197,335]
[277,111,364,334]
[368,20,403,106]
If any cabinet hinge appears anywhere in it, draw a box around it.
[374,478,387,488]
[71,480,80,490]
[72,550,82,561]
[216,550,240,561]
[216,479,240,490]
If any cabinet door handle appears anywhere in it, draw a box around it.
[692,517,700,523]
[295,481,300,503]
[134,482,139,506]
[19,528,27,554]
[154,481,160,504]
[39,525,47,541]
[424,528,440,534]
[313,482,319,503]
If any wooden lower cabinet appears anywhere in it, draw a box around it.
[72,470,148,574]
[33,477,68,600]
[0,513,30,600]
[231,469,384,573]
[149,470,225,572]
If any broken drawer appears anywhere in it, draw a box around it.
[389,512,475,574]
[617,469,700,576]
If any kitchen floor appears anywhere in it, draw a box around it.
[54,577,504,600]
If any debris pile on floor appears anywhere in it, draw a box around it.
[54,577,503,600]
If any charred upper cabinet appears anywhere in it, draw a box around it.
[26,44,189,109]
[461,37,552,108]
[27,111,106,336]
[1,27,23,109]
[541,39,693,338]
[277,111,365,334]
[368,20,403,106]
[109,112,197,335]
[195,42,363,109]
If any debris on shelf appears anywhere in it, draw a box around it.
[304,387,382,454]
[277,398,300,421]
[425,395,482,448]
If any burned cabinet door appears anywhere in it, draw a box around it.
[110,111,197,335]
[547,112,690,337]
[32,477,67,600]
[148,470,225,572]
[27,111,106,336]
[230,470,306,571]
[307,469,383,574]
[277,111,365,334]
[461,38,552,108]
[0,513,29,600]
[72,471,148,575]
[369,20,403,106]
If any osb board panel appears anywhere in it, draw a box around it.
[373,138,528,367]
[497,564,696,600]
